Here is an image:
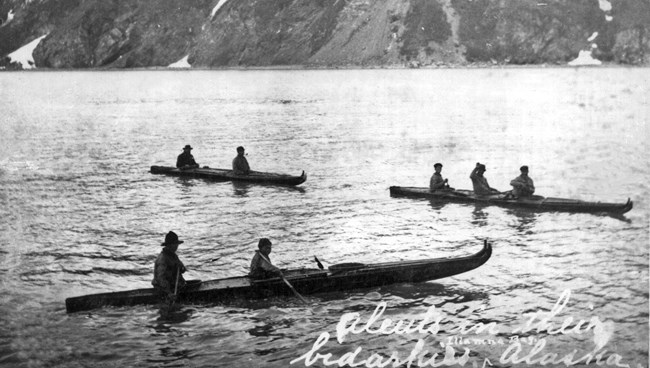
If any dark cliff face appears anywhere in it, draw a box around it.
[1,0,648,69]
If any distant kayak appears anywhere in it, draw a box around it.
[389,186,633,214]
[150,165,307,186]
[65,240,491,313]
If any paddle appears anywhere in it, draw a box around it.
[314,256,324,270]
[168,267,181,311]
[258,252,308,304]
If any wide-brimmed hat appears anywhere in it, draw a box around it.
[434,163,443,168]
[162,231,184,246]
[183,145,193,150]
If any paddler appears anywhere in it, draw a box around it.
[176,144,200,170]
[232,146,251,175]
[152,231,187,304]
[429,162,451,191]
[249,238,282,279]
[508,165,535,198]
[470,162,501,196]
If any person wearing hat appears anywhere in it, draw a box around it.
[176,145,199,170]
[232,146,251,175]
[470,162,501,196]
[509,165,535,198]
[429,163,451,191]
[249,238,282,280]
[152,231,187,303]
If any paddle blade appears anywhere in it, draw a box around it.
[314,256,324,270]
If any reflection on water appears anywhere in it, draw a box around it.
[504,208,538,234]
[427,199,449,211]
[471,204,489,227]
[231,181,251,196]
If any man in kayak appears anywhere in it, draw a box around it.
[508,165,535,198]
[430,162,451,191]
[152,231,186,304]
[249,238,282,279]
[232,146,251,175]
[176,145,199,170]
[470,162,501,196]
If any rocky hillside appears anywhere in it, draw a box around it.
[1,0,648,69]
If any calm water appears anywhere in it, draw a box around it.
[0,68,648,368]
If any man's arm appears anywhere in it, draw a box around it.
[510,177,523,188]
[470,163,481,179]
[233,157,250,174]
[527,178,535,193]
[154,261,172,293]
[259,255,281,274]
[430,176,446,190]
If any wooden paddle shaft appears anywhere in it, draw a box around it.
[258,252,308,304]
[174,267,180,295]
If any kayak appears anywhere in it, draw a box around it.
[389,186,633,214]
[150,165,307,186]
[65,240,492,313]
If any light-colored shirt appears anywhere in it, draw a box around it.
[470,169,496,196]
[510,175,535,197]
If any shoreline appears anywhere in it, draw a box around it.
[0,62,646,72]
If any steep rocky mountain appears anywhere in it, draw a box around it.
[1,0,648,69]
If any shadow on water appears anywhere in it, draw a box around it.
[383,282,490,304]
[504,208,538,234]
[231,181,306,196]
[154,304,194,325]
[175,177,199,188]
[247,314,296,338]
[144,313,196,366]
[231,181,251,196]
[591,212,632,223]
[471,204,489,227]
[427,200,449,211]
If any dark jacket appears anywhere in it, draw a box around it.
[152,248,186,294]
[177,152,198,169]
[232,155,250,175]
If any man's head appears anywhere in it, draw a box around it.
[520,165,529,175]
[258,238,272,255]
[434,163,443,173]
[477,164,486,175]
[162,231,184,252]
[183,145,193,152]
[237,146,245,155]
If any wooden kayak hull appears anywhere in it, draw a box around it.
[65,241,491,313]
[389,186,633,214]
[150,165,307,186]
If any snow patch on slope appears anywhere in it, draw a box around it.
[211,0,229,19]
[169,55,191,68]
[7,34,48,69]
[568,46,602,66]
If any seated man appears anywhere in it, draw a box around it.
[470,162,501,196]
[429,162,451,191]
[509,165,535,198]
[152,231,187,303]
[232,146,251,175]
[176,145,199,170]
[249,238,282,279]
